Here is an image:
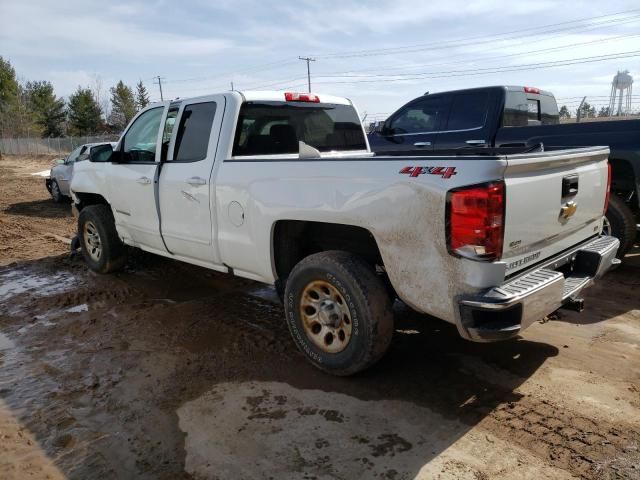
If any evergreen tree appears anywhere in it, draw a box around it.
[597,106,611,117]
[25,81,66,137]
[68,86,102,135]
[0,56,20,136]
[558,105,571,119]
[109,80,136,131]
[135,80,150,111]
[577,101,596,119]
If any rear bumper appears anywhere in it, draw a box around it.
[457,235,620,342]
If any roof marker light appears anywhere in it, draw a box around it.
[285,92,320,103]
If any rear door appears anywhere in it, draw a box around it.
[108,104,169,251]
[370,96,450,154]
[158,95,225,264]
[434,91,496,152]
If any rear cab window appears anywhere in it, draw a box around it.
[502,90,559,127]
[232,101,366,156]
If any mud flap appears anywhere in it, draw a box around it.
[70,235,81,253]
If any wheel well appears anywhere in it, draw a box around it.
[74,192,109,211]
[610,158,638,210]
[272,221,384,282]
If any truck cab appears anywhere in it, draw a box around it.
[368,86,559,155]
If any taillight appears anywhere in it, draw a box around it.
[604,162,612,214]
[448,182,505,261]
[284,92,320,103]
[523,86,540,94]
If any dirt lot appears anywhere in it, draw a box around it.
[0,155,639,480]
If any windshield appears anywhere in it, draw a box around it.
[232,101,366,156]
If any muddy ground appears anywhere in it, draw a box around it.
[0,155,638,480]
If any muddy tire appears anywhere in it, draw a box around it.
[78,205,126,273]
[284,251,394,376]
[604,195,636,258]
[50,179,64,203]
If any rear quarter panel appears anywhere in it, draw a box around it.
[215,156,508,323]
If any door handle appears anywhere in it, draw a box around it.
[186,176,207,186]
[136,176,152,185]
[465,139,487,145]
[413,142,431,147]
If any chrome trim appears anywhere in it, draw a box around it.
[413,142,431,147]
[457,235,619,342]
[390,125,484,137]
[465,139,487,145]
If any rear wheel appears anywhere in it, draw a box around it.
[284,251,394,376]
[78,205,126,273]
[604,195,636,258]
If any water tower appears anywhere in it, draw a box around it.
[608,70,633,116]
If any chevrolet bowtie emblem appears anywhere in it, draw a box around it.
[560,201,578,220]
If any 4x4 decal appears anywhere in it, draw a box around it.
[399,166,457,179]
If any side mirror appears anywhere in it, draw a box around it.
[374,121,392,135]
[90,144,114,163]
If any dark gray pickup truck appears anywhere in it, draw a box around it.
[368,86,639,257]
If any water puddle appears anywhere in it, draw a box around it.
[246,285,280,304]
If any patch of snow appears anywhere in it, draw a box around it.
[30,169,51,177]
[0,269,77,303]
[66,304,88,313]
[0,332,16,350]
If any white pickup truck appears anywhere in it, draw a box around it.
[71,90,619,375]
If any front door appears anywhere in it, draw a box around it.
[369,96,450,155]
[157,96,224,263]
[108,104,169,251]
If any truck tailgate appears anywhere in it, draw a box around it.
[501,147,609,276]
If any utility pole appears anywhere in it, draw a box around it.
[299,56,316,93]
[230,81,234,91]
[576,96,587,123]
[154,76,165,101]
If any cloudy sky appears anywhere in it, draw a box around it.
[1,0,639,119]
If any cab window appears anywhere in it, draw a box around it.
[172,102,217,162]
[446,92,489,130]
[122,107,164,162]
[66,146,82,163]
[386,97,447,135]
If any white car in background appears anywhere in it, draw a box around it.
[46,142,117,202]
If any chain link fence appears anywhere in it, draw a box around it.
[0,135,120,156]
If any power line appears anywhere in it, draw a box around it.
[314,32,640,77]
[305,50,640,86]
[162,59,299,85]
[312,9,640,59]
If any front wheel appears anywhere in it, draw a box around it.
[284,251,394,376]
[50,179,64,203]
[78,205,126,273]
[604,195,637,258]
